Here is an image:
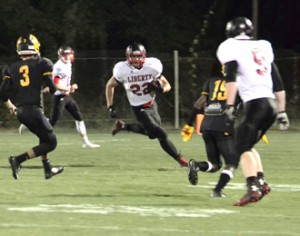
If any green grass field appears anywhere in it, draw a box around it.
[0,125,299,236]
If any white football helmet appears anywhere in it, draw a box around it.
[125,42,146,69]
[58,46,75,63]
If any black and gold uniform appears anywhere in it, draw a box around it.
[0,34,64,180]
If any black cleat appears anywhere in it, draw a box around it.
[188,159,198,185]
[112,119,124,136]
[8,156,21,180]
[45,167,65,180]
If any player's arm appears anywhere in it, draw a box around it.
[271,62,289,130]
[53,75,70,92]
[0,73,16,115]
[159,75,171,93]
[271,62,286,112]
[224,61,238,106]
[105,76,119,108]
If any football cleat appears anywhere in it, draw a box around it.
[233,190,262,206]
[112,119,125,136]
[188,159,198,184]
[45,167,65,180]
[211,189,226,198]
[8,156,22,180]
[259,182,271,198]
[82,142,100,148]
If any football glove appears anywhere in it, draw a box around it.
[276,111,289,131]
[224,105,237,123]
[108,105,117,118]
[148,79,164,93]
[261,134,269,145]
[181,124,194,142]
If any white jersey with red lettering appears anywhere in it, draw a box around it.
[52,59,72,96]
[113,57,162,106]
[217,35,275,103]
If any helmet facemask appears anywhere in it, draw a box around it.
[58,46,75,63]
[126,43,146,69]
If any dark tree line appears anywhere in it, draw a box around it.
[1,0,299,63]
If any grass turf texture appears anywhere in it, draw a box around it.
[0,126,299,236]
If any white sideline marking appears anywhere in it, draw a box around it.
[1,223,300,235]
[194,183,300,192]
[8,204,235,218]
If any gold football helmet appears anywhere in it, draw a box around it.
[16,34,40,56]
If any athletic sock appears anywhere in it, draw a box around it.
[15,152,30,164]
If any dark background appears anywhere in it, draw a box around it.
[0,0,299,126]
[0,0,299,58]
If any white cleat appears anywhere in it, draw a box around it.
[82,142,100,148]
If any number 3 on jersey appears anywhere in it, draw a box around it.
[19,65,30,86]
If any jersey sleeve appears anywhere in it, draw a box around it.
[113,62,124,83]
[150,58,163,78]
[201,80,209,96]
[41,58,56,94]
[216,39,237,64]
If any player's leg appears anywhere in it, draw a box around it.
[49,95,65,126]
[65,97,99,148]
[188,131,222,186]
[212,133,237,197]
[135,106,188,167]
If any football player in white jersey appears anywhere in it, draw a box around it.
[49,46,99,148]
[105,42,188,167]
[217,17,289,206]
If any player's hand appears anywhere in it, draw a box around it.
[224,105,237,123]
[70,84,78,93]
[181,124,194,142]
[42,87,50,94]
[8,106,17,115]
[148,79,164,93]
[108,105,117,118]
[276,111,289,131]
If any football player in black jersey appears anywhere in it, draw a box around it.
[0,34,64,180]
[181,60,239,197]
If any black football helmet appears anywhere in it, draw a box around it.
[16,34,40,56]
[225,17,253,38]
[58,46,75,63]
[125,42,146,69]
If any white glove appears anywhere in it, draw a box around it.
[276,112,289,131]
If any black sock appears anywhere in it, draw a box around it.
[214,172,231,192]
[246,176,259,191]
[257,171,266,185]
[15,153,30,164]
[196,161,209,172]
[42,159,52,172]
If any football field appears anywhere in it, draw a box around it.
[0,126,299,236]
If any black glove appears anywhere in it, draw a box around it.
[108,105,117,118]
[224,105,237,123]
[148,79,164,93]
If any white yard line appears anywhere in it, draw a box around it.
[0,223,299,235]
